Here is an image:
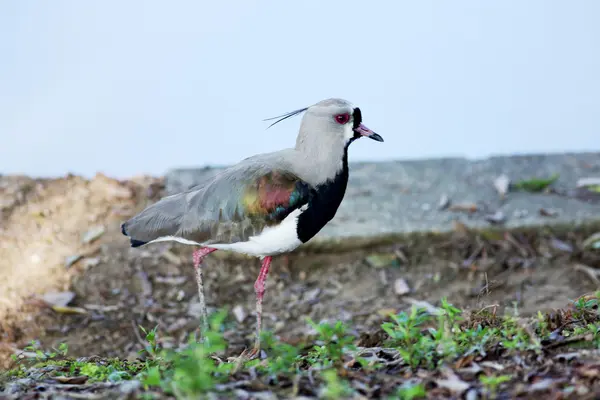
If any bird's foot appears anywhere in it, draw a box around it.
[228,346,261,373]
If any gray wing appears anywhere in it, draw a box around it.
[121,151,313,247]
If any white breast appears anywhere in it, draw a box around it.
[206,205,307,257]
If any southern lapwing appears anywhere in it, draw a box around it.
[121,98,383,362]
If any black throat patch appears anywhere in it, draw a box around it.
[295,106,360,243]
[295,147,350,243]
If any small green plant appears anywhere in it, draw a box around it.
[396,381,427,400]
[260,331,301,376]
[139,325,160,360]
[15,341,69,362]
[320,369,354,399]
[480,374,511,398]
[79,362,132,382]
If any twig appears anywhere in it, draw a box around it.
[573,263,600,285]
[131,320,146,348]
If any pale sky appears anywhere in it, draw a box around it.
[1,1,599,178]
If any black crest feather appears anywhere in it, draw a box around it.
[263,107,309,129]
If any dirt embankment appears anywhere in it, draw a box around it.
[1,172,600,373]
[0,173,164,368]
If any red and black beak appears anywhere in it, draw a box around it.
[354,123,383,142]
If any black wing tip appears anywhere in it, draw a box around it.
[121,222,148,248]
[130,239,148,248]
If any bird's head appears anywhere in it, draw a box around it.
[265,98,383,150]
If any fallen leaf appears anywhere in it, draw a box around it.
[64,254,83,268]
[82,225,105,244]
[54,375,89,384]
[376,308,397,317]
[51,305,88,314]
[549,238,573,253]
[449,203,478,213]
[577,363,600,378]
[84,304,121,312]
[539,208,559,217]
[365,253,397,268]
[528,378,555,392]
[582,232,600,250]
[154,276,187,285]
[454,355,475,369]
[436,368,470,393]
[480,361,504,371]
[404,298,441,315]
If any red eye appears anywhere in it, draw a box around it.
[334,113,350,124]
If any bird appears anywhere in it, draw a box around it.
[120,98,383,363]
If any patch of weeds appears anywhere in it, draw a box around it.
[16,340,69,363]
[259,331,301,376]
[382,305,436,369]
[381,298,547,370]
[382,298,467,369]
[138,309,235,397]
[306,319,356,368]
[512,173,559,192]
[76,359,136,382]
[1,341,70,382]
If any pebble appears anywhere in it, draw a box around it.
[119,380,142,394]
[303,288,321,302]
[394,278,410,296]
[493,174,511,198]
[82,225,105,244]
[577,177,600,188]
[484,210,506,225]
[82,257,100,269]
[187,302,204,318]
[232,305,247,323]
[438,194,450,210]
[513,209,529,219]
[41,291,75,307]
[539,207,559,217]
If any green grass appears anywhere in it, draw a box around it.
[5,293,600,398]
[512,173,559,192]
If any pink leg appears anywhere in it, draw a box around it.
[193,247,217,341]
[252,256,272,352]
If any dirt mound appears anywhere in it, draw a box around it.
[0,173,164,368]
